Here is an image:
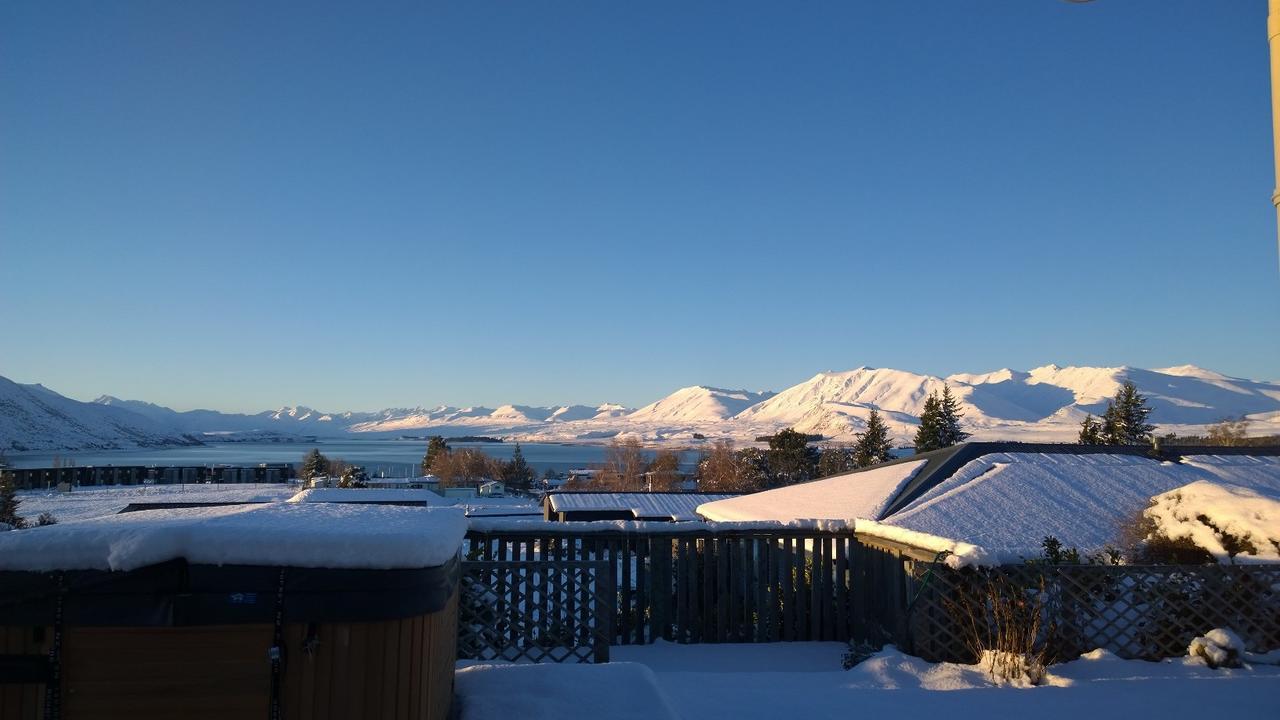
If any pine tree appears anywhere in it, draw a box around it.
[0,475,25,529]
[300,448,329,480]
[936,386,970,447]
[767,428,819,486]
[913,392,942,453]
[1078,414,1103,444]
[501,442,535,491]
[1100,381,1154,445]
[338,465,368,488]
[732,447,771,491]
[853,409,895,467]
[421,436,450,476]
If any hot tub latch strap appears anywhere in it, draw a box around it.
[268,568,286,720]
[43,572,64,720]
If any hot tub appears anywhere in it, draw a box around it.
[0,503,468,720]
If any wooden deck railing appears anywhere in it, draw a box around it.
[464,523,874,647]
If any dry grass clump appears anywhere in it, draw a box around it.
[945,572,1052,685]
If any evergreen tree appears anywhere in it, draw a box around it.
[338,465,369,488]
[501,442,536,491]
[936,386,970,447]
[767,428,819,486]
[421,436,450,476]
[1078,414,1103,444]
[300,448,329,480]
[732,447,772,491]
[0,475,25,529]
[853,409,895,467]
[1100,381,1154,445]
[817,445,857,478]
[913,392,942,453]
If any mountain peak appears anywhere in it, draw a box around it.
[1154,364,1231,381]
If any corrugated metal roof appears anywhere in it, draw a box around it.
[548,492,739,521]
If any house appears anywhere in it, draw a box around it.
[478,480,505,498]
[287,488,442,507]
[366,475,438,490]
[696,442,1280,560]
[543,491,739,522]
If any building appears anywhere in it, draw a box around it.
[543,491,739,522]
[478,480,505,498]
[0,463,295,491]
[366,475,437,490]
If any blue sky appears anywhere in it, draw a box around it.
[2,1,1277,412]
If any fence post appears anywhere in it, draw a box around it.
[594,560,613,663]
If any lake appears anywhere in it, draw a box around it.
[6,439,701,475]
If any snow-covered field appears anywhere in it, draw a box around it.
[455,642,1280,720]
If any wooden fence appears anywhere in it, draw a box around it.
[460,526,1280,665]
[464,526,885,648]
[457,560,613,663]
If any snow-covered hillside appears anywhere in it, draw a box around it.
[628,386,775,424]
[4,363,1280,452]
[1,379,198,452]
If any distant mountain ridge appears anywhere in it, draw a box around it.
[3,363,1279,452]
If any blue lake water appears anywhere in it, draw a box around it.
[7,439,699,475]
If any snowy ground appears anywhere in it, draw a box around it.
[455,642,1280,720]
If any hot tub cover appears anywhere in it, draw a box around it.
[0,502,468,572]
[0,554,461,625]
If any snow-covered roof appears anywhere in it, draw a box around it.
[0,503,468,572]
[287,488,445,504]
[881,452,1280,559]
[696,460,927,524]
[16,483,299,524]
[548,493,739,521]
[367,476,437,485]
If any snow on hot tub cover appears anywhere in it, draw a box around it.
[0,502,469,572]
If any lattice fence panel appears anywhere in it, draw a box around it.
[906,563,1280,663]
[458,560,614,663]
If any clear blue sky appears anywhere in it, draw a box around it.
[2,1,1277,412]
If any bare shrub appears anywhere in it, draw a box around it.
[945,571,1053,685]
[1116,509,1213,565]
[1206,417,1250,447]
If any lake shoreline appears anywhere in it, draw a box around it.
[4,438,702,474]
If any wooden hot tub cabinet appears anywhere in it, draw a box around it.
[0,556,460,720]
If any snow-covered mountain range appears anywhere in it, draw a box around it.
[3,364,1279,452]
